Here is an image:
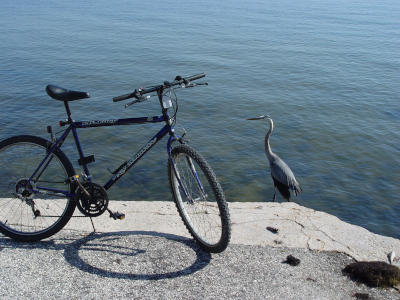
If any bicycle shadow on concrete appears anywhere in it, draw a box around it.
[0,230,211,280]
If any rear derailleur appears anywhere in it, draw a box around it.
[15,179,41,218]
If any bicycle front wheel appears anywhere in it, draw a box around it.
[168,144,231,253]
[0,135,76,241]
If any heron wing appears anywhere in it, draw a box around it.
[270,157,302,195]
[272,176,291,200]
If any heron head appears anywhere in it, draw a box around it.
[247,115,274,132]
[246,115,271,121]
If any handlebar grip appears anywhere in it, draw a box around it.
[186,73,206,82]
[113,92,135,102]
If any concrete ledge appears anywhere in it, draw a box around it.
[64,201,400,263]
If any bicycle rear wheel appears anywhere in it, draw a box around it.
[0,135,76,241]
[168,144,230,253]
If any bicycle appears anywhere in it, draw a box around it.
[0,73,231,253]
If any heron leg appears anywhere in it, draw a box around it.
[272,185,276,202]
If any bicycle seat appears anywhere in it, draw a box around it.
[46,85,90,102]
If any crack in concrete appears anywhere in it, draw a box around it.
[288,210,358,260]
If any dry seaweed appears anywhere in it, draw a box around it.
[343,261,400,288]
[266,226,279,234]
[283,255,300,266]
[352,292,370,299]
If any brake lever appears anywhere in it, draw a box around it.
[182,82,208,88]
[124,95,151,108]
[124,100,138,108]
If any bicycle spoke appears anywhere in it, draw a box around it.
[170,145,230,252]
[0,137,75,240]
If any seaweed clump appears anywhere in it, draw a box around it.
[343,261,400,288]
[283,255,300,266]
[352,293,370,300]
[266,226,279,234]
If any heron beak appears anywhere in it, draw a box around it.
[247,115,267,120]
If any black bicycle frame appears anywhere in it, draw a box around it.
[31,107,179,198]
[28,76,209,201]
[77,115,176,190]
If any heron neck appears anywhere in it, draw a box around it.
[265,131,273,160]
[264,119,274,160]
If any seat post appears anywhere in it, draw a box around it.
[63,101,73,122]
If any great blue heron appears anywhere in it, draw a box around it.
[248,115,302,202]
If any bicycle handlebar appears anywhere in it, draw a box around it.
[112,73,206,102]
[112,91,138,102]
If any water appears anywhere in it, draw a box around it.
[0,0,399,239]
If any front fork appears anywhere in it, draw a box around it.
[167,134,206,201]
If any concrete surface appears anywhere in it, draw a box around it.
[1,201,399,299]
[65,201,400,263]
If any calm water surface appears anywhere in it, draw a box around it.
[0,0,399,238]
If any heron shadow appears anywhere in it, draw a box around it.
[0,231,212,280]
